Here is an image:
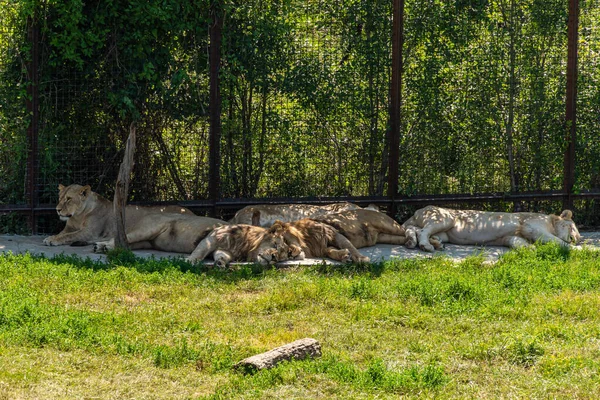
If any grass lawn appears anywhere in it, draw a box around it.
[1,244,599,399]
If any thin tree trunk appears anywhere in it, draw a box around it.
[113,123,136,250]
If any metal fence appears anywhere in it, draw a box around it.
[1,0,599,234]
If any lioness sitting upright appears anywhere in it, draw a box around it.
[269,209,407,263]
[402,205,581,252]
[44,184,192,246]
[230,202,363,227]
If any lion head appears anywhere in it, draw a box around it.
[55,184,92,221]
[555,210,581,244]
[255,233,291,265]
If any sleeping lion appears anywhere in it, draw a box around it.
[230,202,377,227]
[402,205,581,252]
[269,209,407,263]
[186,224,294,268]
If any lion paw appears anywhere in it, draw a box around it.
[93,243,107,253]
[337,249,352,263]
[405,238,417,249]
[354,255,370,264]
[43,236,59,246]
[419,243,435,253]
[288,245,305,260]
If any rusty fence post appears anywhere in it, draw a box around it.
[208,2,223,218]
[563,0,579,211]
[387,0,404,218]
[26,15,40,234]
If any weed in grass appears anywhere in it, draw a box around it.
[538,355,587,378]
[153,338,199,368]
[349,278,375,300]
[507,338,545,367]
[397,277,481,312]
[314,355,447,393]
[536,241,571,262]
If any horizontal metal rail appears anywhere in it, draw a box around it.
[2,191,599,217]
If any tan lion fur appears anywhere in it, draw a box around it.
[312,209,407,248]
[269,218,370,263]
[93,213,227,253]
[44,184,192,246]
[187,224,291,268]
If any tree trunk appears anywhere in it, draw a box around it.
[234,338,321,373]
[113,123,136,250]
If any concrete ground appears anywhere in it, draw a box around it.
[1,232,599,266]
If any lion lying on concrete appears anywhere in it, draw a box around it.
[402,205,581,252]
[186,224,294,268]
[44,184,192,246]
[93,213,227,253]
[269,209,407,263]
[230,202,368,227]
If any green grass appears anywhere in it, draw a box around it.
[1,244,600,398]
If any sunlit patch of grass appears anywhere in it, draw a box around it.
[1,243,600,398]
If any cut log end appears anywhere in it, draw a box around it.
[234,338,321,373]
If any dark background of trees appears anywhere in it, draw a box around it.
[1,0,599,232]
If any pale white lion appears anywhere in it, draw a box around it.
[402,205,581,252]
[230,202,378,227]
[43,184,192,246]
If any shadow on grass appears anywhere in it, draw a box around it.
[311,260,386,277]
[34,248,277,283]
[40,248,391,281]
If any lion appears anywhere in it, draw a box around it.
[267,209,405,263]
[93,213,227,253]
[267,219,368,263]
[186,224,294,268]
[43,184,192,246]
[313,209,407,248]
[402,205,582,252]
[230,202,369,227]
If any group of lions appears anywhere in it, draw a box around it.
[44,184,582,267]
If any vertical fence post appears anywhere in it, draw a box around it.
[26,15,40,234]
[563,0,579,211]
[387,0,404,217]
[208,2,223,217]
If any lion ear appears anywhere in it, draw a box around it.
[269,221,284,234]
[560,210,573,220]
[80,185,91,197]
[58,184,65,191]
[251,210,261,226]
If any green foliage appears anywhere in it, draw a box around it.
[1,245,600,397]
[0,0,599,218]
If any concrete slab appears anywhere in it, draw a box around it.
[1,232,599,266]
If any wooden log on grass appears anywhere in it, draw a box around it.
[234,338,321,373]
[113,123,137,250]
